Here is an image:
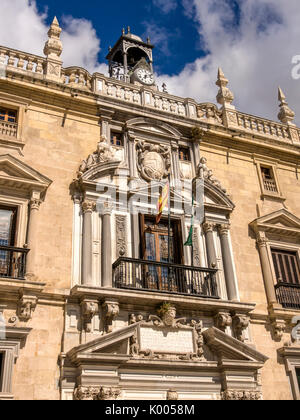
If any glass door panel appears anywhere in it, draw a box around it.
[0,207,17,277]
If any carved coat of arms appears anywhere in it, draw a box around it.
[136,141,171,181]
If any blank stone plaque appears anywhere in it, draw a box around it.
[139,326,195,354]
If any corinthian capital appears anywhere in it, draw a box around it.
[218,223,231,236]
[202,221,215,234]
[82,200,96,214]
[256,232,268,248]
[30,199,42,211]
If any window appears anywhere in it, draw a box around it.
[297,368,300,393]
[261,166,278,193]
[0,109,17,124]
[271,249,300,285]
[110,132,123,147]
[0,353,3,392]
[179,147,190,162]
[0,206,18,278]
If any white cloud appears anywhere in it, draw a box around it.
[152,0,177,14]
[0,0,107,74]
[158,0,300,125]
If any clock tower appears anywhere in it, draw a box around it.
[106,27,155,86]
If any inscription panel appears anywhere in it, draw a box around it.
[139,326,195,354]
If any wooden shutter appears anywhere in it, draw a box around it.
[271,249,300,285]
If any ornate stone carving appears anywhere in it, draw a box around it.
[221,390,262,400]
[30,198,42,211]
[214,312,232,333]
[81,300,99,333]
[129,306,206,362]
[216,68,234,107]
[74,386,121,401]
[136,141,171,181]
[192,227,201,267]
[43,17,63,59]
[167,390,178,400]
[278,87,295,125]
[129,313,144,324]
[197,103,222,124]
[103,300,119,333]
[18,294,37,322]
[232,314,250,342]
[191,126,207,141]
[115,215,127,257]
[74,386,100,401]
[78,136,116,176]
[82,200,96,214]
[149,304,186,328]
[271,318,286,340]
[130,331,140,356]
[196,157,227,194]
[202,221,215,234]
[97,387,121,401]
[191,320,205,360]
[218,224,231,237]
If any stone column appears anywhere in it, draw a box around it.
[101,203,113,288]
[218,224,239,301]
[202,221,217,269]
[26,197,42,278]
[171,141,180,181]
[81,200,95,286]
[123,52,128,82]
[256,232,278,305]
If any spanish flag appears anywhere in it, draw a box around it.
[156,180,170,225]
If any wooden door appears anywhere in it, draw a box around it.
[140,217,182,291]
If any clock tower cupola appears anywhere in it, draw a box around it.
[106,27,155,86]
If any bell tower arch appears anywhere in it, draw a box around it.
[106,27,155,85]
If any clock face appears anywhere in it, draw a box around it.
[136,68,155,85]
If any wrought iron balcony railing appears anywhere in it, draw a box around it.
[275,282,300,310]
[0,246,29,280]
[113,257,220,299]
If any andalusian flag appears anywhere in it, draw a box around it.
[156,180,170,225]
[184,195,195,247]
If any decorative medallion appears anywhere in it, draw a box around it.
[136,141,171,181]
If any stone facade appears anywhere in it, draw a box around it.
[0,21,299,401]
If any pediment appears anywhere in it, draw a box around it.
[0,154,52,192]
[126,117,182,139]
[204,181,235,211]
[203,327,268,364]
[67,323,267,367]
[250,209,300,237]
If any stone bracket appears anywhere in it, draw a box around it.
[102,300,120,333]
[80,298,99,333]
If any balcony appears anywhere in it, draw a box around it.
[0,120,17,138]
[0,246,29,280]
[113,257,220,299]
[275,282,300,310]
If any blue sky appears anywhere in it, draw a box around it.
[34,0,204,76]
[1,0,300,125]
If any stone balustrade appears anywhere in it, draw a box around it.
[0,46,45,75]
[0,45,299,145]
[236,111,292,141]
[0,120,17,138]
[62,67,92,90]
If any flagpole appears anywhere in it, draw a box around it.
[168,173,171,265]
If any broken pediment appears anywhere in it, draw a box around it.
[250,209,300,238]
[0,154,52,193]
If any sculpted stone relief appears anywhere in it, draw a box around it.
[136,141,171,181]
[78,135,116,176]
[197,157,228,195]
[115,215,127,258]
[128,304,205,362]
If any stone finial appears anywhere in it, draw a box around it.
[44,17,63,59]
[216,67,235,108]
[278,87,295,125]
[43,17,63,82]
